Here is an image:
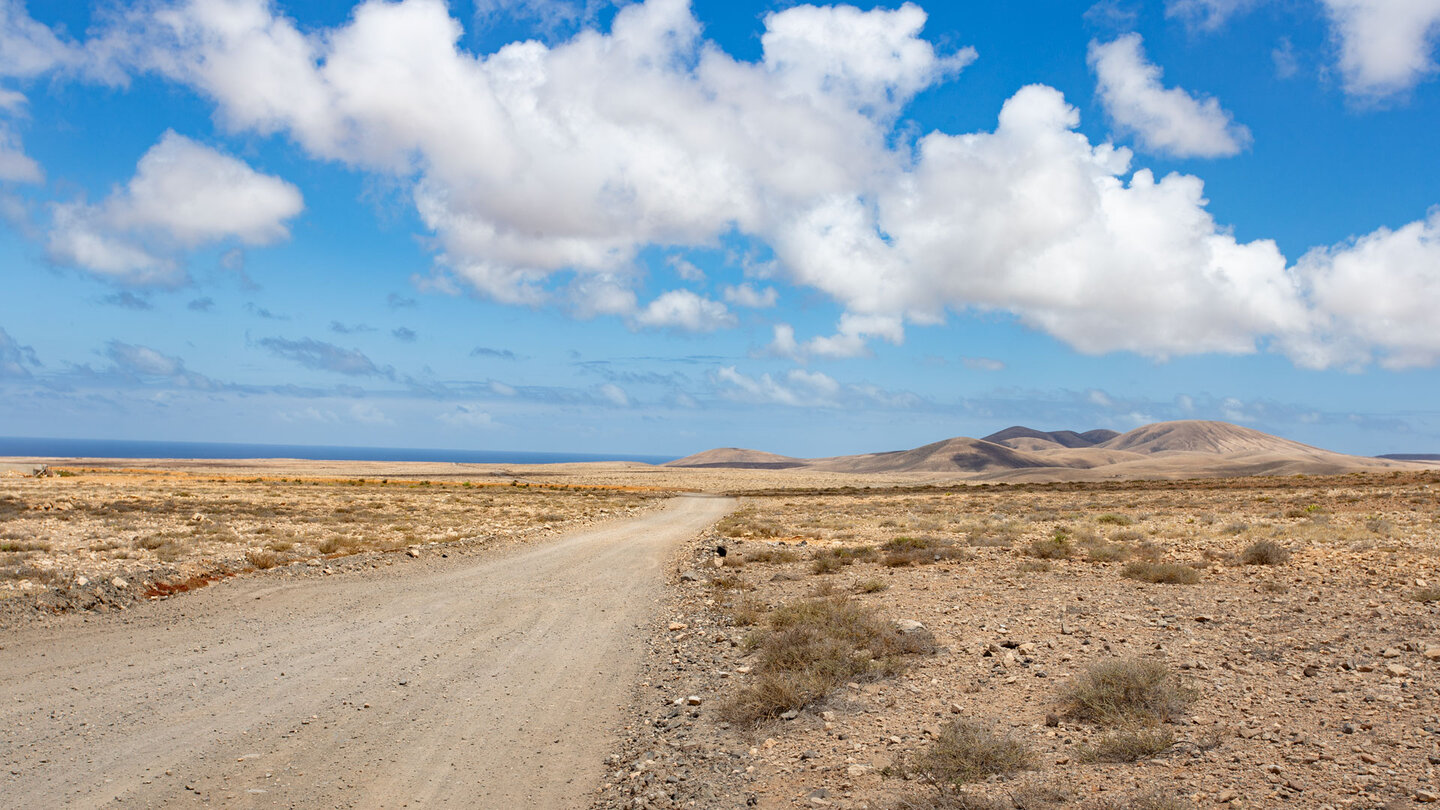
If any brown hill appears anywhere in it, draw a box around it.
[808,438,1052,474]
[664,448,806,470]
[982,426,1112,449]
[1099,420,1325,456]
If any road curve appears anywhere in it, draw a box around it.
[1,494,736,809]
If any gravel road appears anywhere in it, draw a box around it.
[1,493,735,809]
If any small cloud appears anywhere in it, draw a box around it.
[329,321,374,334]
[1084,0,1139,30]
[439,404,495,428]
[1272,36,1298,79]
[668,255,706,282]
[722,283,779,309]
[712,365,841,407]
[386,292,417,309]
[632,290,735,332]
[392,326,417,342]
[470,346,518,360]
[246,303,288,321]
[0,326,40,377]
[598,382,630,407]
[961,356,1005,371]
[1089,33,1251,158]
[490,380,517,396]
[258,336,393,378]
[759,323,801,360]
[101,291,152,310]
[187,297,215,312]
[349,402,391,424]
[1164,0,1261,31]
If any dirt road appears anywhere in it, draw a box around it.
[1,494,735,809]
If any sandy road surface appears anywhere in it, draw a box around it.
[1,494,735,809]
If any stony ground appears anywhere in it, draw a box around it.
[593,471,1440,810]
[0,467,662,621]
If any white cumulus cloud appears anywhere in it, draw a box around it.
[1320,0,1440,100]
[9,0,1438,370]
[1089,33,1251,158]
[1290,207,1440,369]
[722,283,778,308]
[633,289,735,332]
[47,131,303,284]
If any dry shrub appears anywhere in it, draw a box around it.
[1096,513,1134,526]
[915,720,1037,786]
[813,545,874,573]
[0,564,66,584]
[245,549,283,570]
[857,577,889,593]
[1025,537,1073,560]
[1239,540,1290,565]
[1016,559,1052,573]
[890,782,1071,810]
[1059,658,1196,726]
[720,597,935,725]
[1077,727,1176,762]
[1083,540,1130,563]
[1121,561,1199,585]
[726,595,766,627]
[746,546,800,564]
[883,537,970,567]
[709,573,754,592]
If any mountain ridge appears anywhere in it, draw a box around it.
[664,420,1423,480]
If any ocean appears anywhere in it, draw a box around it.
[0,436,675,466]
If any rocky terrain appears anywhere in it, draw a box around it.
[0,466,662,621]
[594,470,1440,809]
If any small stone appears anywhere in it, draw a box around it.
[1384,663,1410,677]
[1216,789,1238,803]
[780,710,799,721]
[949,702,963,714]
[895,620,927,634]
[1303,665,1320,677]
[669,622,688,631]
[684,695,702,706]
[680,571,701,582]
[111,577,128,589]
[846,764,870,777]
[75,576,89,587]
[1044,713,1060,727]
[1424,648,1440,661]
[406,548,420,558]
[1418,790,1440,803]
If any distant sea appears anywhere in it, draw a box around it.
[0,437,675,466]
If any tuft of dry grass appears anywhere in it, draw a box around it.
[1059,658,1196,726]
[719,596,935,725]
[245,549,283,570]
[745,546,801,564]
[1239,540,1290,565]
[1076,727,1176,762]
[1120,561,1199,585]
[914,720,1037,787]
[1025,536,1073,560]
[856,577,889,593]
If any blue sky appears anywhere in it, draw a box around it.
[2,0,1439,458]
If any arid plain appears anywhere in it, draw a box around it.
[3,421,1440,809]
